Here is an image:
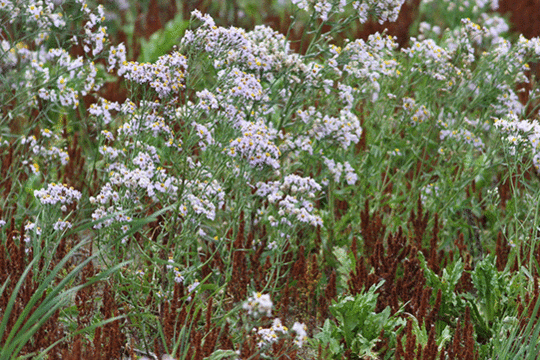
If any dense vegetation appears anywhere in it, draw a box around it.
[2,0,540,359]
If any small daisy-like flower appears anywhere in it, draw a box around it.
[53,219,72,231]
[188,280,200,293]
[243,292,273,317]
[166,257,174,270]
[174,269,184,283]
[292,322,308,347]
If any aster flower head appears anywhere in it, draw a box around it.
[292,322,308,347]
[243,292,273,318]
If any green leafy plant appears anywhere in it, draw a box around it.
[4,0,540,358]
[419,253,467,323]
[315,282,404,359]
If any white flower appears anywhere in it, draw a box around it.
[292,322,308,347]
[188,280,200,293]
[34,183,82,206]
[243,292,273,317]
[53,219,72,231]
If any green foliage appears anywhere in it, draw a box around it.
[204,350,239,360]
[5,0,540,357]
[139,14,190,63]
[491,294,540,359]
[0,240,128,360]
[419,253,466,321]
[315,282,405,359]
[471,254,507,322]
[332,246,354,290]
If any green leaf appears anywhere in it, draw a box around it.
[204,350,239,360]
[323,282,392,353]
[314,320,343,357]
[471,254,501,322]
[139,14,189,63]
[437,325,452,349]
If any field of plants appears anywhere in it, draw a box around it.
[3,0,540,359]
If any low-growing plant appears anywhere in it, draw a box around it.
[315,281,405,358]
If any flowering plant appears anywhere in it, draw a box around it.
[3,0,540,359]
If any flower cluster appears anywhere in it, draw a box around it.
[81,3,107,56]
[89,98,121,125]
[183,10,246,56]
[493,114,540,167]
[279,132,314,157]
[183,177,226,221]
[90,160,184,228]
[107,43,127,73]
[166,257,185,284]
[227,119,281,169]
[53,219,73,231]
[20,132,70,168]
[116,102,174,138]
[1,2,107,112]
[243,292,273,317]
[217,68,264,102]
[402,38,458,84]
[291,321,309,347]
[256,175,322,227]
[335,32,399,100]
[291,0,405,24]
[90,205,132,232]
[120,52,188,99]
[182,10,290,78]
[243,292,308,349]
[23,221,42,244]
[480,13,510,45]
[401,97,431,126]
[309,109,363,148]
[254,318,288,348]
[186,280,200,302]
[421,183,440,206]
[254,318,308,348]
[436,111,486,150]
[323,157,358,185]
[34,183,82,206]
[3,0,66,38]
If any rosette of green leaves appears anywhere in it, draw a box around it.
[315,281,405,358]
